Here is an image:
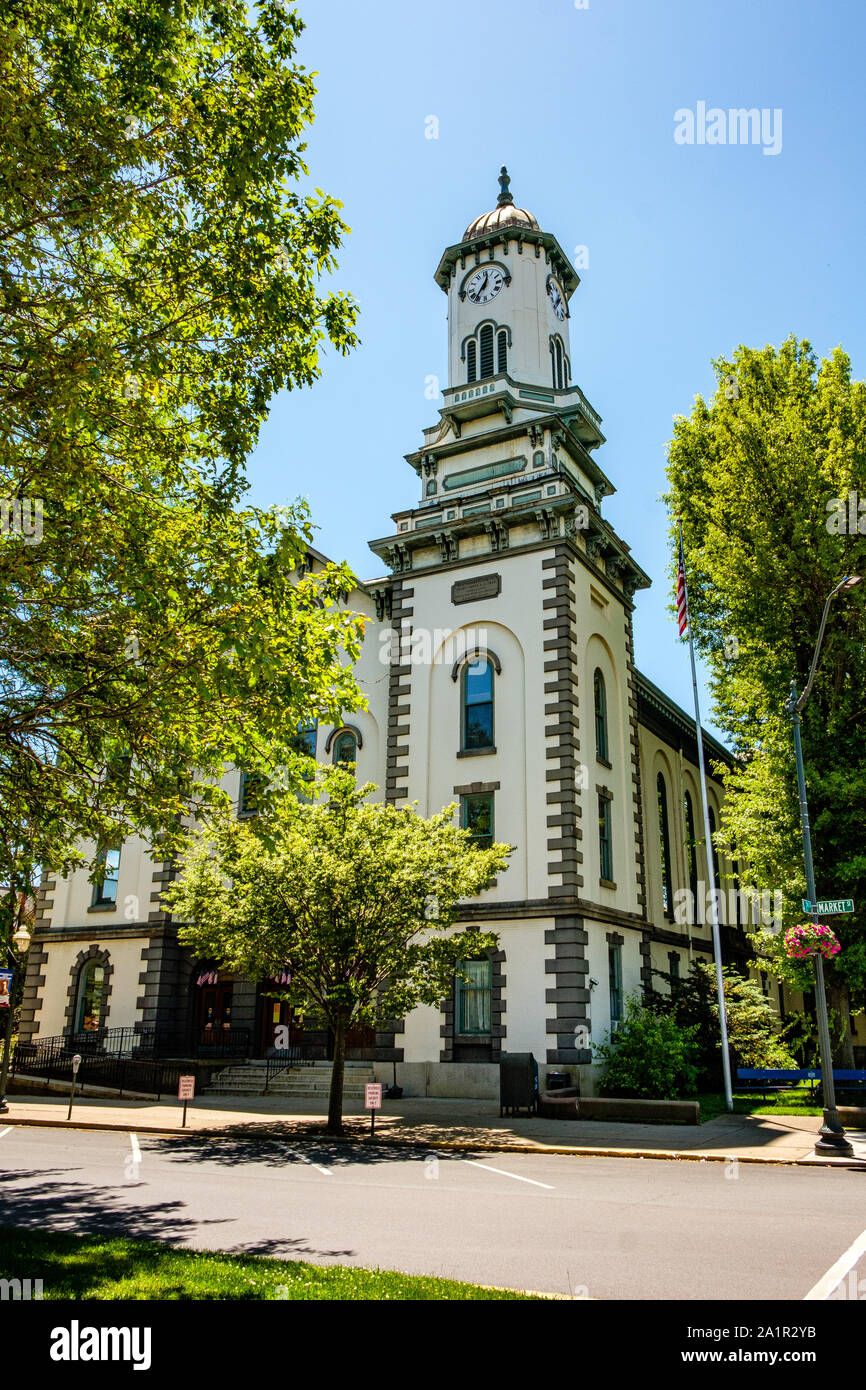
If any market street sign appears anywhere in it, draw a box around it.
[801,898,855,916]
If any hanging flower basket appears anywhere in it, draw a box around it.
[783,922,841,961]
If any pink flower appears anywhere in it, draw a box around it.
[783,922,841,961]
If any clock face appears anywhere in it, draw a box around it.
[465,266,505,305]
[548,276,566,320]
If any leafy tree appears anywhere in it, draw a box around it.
[0,0,363,881]
[665,338,866,1059]
[163,768,512,1134]
[647,962,796,1089]
[595,996,700,1100]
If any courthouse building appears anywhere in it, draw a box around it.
[23,171,768,1095]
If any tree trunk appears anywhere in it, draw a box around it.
[827,975,855,1067]
[327,1017,346,1136]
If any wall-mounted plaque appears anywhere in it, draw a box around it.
[451,573,502,605]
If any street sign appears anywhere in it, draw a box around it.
[178,1074,195,1129]
[71,1054,82,1074]
[365,1082,383,1137]
[801,898,854,916]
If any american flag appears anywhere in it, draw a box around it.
[676,531,689,638]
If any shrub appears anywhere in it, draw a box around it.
[595,995,700,1099]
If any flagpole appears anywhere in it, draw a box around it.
[678,519,734,1112]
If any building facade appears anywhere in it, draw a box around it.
[23,171,766,1096]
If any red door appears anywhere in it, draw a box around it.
[198,982,233,1037]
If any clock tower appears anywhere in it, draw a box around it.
[368,170,651,1072]
[438,166,578,394]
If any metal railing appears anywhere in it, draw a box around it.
[12,1036,201,1100]
[262,1044,324,1090]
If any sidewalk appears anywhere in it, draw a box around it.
[3,1087,866,1167]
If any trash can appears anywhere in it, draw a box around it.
[546,1071,570,1091]
[499,1052,538,1117]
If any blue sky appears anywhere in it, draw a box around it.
[247,0,866,741]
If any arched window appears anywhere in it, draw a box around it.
[496,329,508,374]
[657,772,673,915]
[479,324,494,379]
[533,450,545,469]
[551,336,566,389]
[75,960,106,1033]
[332,730,357,768]
[462,657,494,751]
[593,669,608,761]
[684,791,699,920]
[466,339,477,383]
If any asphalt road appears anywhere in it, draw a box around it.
[1,1125,865,1300]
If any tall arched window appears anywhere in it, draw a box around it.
[75,960,106,1033]
[462,657,494,751]
[657,772,673,915]
[496,329,508,373]
[551,336,566,388]
[684,791,699,921]
[593,669,608,761]
[479,323,494,378]
[466,339,477,383]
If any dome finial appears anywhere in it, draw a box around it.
[497,166,514,207]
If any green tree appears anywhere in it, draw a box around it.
[647,962,796,1089]
[665,338,866,1059]
[0,0,363,881]
[163,768,512,1135]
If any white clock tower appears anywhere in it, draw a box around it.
[439,166,578,393]
[368,170,651,1075]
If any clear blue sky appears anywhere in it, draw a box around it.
[246,0,866,741]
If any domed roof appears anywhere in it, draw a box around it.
[463,167,539,241]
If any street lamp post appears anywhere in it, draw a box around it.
[785,575,860,1158]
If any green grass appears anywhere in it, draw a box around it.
[0,1226,538,1301]
[698,1089,823,1122]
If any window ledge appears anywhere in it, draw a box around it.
[596,755,612,770]
[457,747,497,758]
[599,878,617,890]
[87,903,118,913]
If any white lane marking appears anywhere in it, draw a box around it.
[0,1128,11,1139]
[129,1132,141,1164]
[461,1159,554,1190]
[804,1225,866,1300]
[286,1148,331,1176]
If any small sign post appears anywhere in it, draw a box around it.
[364,1082,382,1138]
[66,1053,82,1122]
[801,898,855,916]
[178,1074,195,1128]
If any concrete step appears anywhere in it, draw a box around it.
[204,1060,374,1099]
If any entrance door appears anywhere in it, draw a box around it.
[258,996,296,1056]
[197,981,233,1039]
